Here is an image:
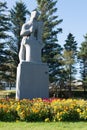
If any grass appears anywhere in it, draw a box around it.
[0,122,87,130]
[0,89,87,99]
[0,90,15,99]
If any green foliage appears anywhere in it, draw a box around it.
[36,0,63,83]
[6,1,30,83]
[9,1,30,60]
[10,1,30,50]
[0,98,87,122]
[63,33,78,96]
[0,1,11,83]
[78,34,87,92]
[61,110,80,121]
[64,33,77,52]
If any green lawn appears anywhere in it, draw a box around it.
[0,122,87,130]
[0,90,15,99]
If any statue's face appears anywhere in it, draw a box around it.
[31,11,39,20]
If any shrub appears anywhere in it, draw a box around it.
[0,98,87,122]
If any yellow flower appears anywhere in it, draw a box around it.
[77,108,81,113]
[58,117,62,121]
[16,105,20,111]
[45,118,50,122]
[32,107,39,113]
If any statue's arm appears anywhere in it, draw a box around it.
[20,23,33,36]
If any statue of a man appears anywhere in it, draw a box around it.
[19,10,44,63]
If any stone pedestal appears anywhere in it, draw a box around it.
[16,62,49,99]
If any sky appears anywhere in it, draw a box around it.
[4,0,87,49]
[3,0,87,48]
[58,0,87,48]
[1,0,86,79]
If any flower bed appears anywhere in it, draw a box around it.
[0,98,87,122]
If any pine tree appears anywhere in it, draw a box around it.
[78,34,87,92]
[9,1,30,62]
[63,33,77,97]
[8,1,30,82]
[36,0,63,83]
[0,1,11,88]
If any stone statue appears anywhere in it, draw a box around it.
[19,10,44,63]
[16,10,49,100]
